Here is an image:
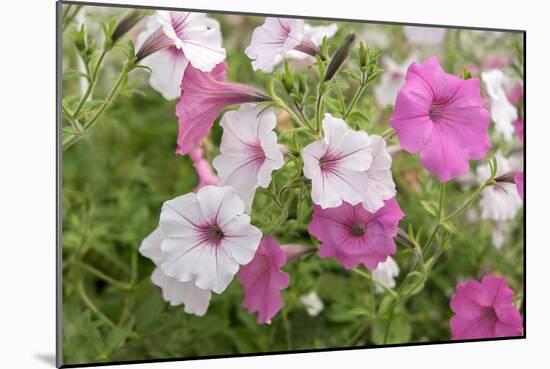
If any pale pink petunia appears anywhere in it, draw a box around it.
[390,57,491,182]
[481,69,518,142]
[450,275,523,340]
[374,56,415,107]
[212,104,284,211]
[286,23,338,64]
[237,236,290,324]
[159,185,262,294]
[308,198,404,270]
[477,152,522,221]
[175,62,269,156]
[189,147,218,192]
[403,26,447,45]
[245,18,321,73]
[514,171,524,200]
[139,227,211,316]
[362,135,397,213]
[136,11,226,99]
[302,114,373,209]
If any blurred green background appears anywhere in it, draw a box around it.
[61,4,524,365]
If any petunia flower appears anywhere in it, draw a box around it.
[513,119,524,141]
[308,198,404,270]
[481,69,518,142]
[237,236,290,324]
[212,104,284,211]
[477,152,522,221]
[189,146,218,192]
[390,57,491,182]
[514,171,524,200]
[450,275,523,340]
[175,62,270,156]
[245,18,322,73]
[372,256,399,294]
[403,26,447,45]
[139,227,211,316]
[136,11,226,99]
[299,291,324,317]
[302,114,373,209]
[374,56,415,107]
[159,185,262,294]
[362,135,397,213]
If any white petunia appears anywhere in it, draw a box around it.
[139,227,211,316]
[481,69,518,142]
[372,256,399,294]
[299,291,324,316]
[362,135,396,213]
[286,23,338,62]
[136,11,226,99]
[477,152,522,221]
[159,186,262,294]
[245,17,313,73]
[403,26,447,45]
[374,56,415,107]
[302,114,373,209]
[212,104,284,211]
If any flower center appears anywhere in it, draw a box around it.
[350,223,366,237]
[428,103,446,122]
[319,154,339,174]
[199,224,224,247]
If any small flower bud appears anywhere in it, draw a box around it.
[281,244,315,262]
[495,171,519,184]
[324,33,356,82]
[359,40,368,68]
[112,10,147,44]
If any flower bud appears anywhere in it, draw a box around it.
[281,244,315,262]
[495,171,519,184]
[359,40,368,68]
[324,33,356,82]
[112,10,147,44]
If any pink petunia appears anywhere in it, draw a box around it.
[513,119,524,141]
[514,171,524,200]
[189,147,218,192]
[237,236,290,324]
[390,57,491,182]
[308,198,404,270]
[175,62,269,156]
[450,275,523,340]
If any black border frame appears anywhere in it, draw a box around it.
[56,1,527,367]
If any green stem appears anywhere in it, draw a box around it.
[72,50,107,120]
[315,84,325,134]
[444,179,494,221]
[351,268,397,298]
[77,280,116,328]
[343,77,367,119]
[79,262,133,290]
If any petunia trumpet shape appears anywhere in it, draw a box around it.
[302,114,373,209]
[175,62,270,155]
[450,275,523,339]
[189,146,218,192]
[136,11,226,99]
[372,256,399,294]
[481,69,518,142]
[139,227,211,316]
[213,104,284,211]
[286,23,338,63]
[245,18,322,73]
[362,135,397,213]
[159,185,262,294]
[237,236,290,324]
[390,57,491,182]
[308,198,404,270]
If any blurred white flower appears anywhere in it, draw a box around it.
[139,227,211,316]
[159,186,262,294]
[213,104,284,211]
[362,135,396,213]
[299,291,324,316]
[481,69,518,142]
[403,26,447,45]
[477,152,522,221]
[286,23,338,62]
[374,56,415,107]
[372,256,399,294]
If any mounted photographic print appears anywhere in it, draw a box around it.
[57,0,526,367]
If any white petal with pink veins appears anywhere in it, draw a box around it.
[362,135,396,213]
[245,17,305,72]
[213,105,283,211]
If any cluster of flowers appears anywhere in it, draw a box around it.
[134,11,523,338]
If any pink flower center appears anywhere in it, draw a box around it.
[428,103,446,122]
[350,222,366,237]
[198,223,225,247]
[319,153,340,174]
[475,306,498,331]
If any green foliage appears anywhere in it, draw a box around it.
[61,5,524,366]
